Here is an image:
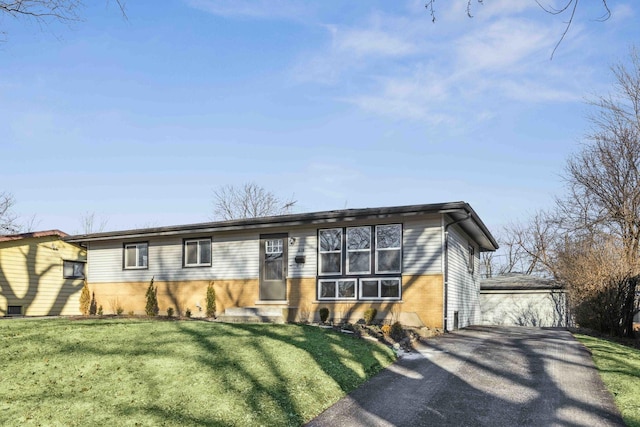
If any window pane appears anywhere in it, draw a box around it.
[361,280,378,298]
[126,246,137,267]
[73,263,85,278]
[378,249,401,272]
[200,241,211,264]
[321,253,341,274]
[320,229,342,251]
[320,281,336,298]
[138,244,148,267]
[266,239,283,254]
[377,225,401,248]
[347,227,370,250]
[63,261,74,278]
[381,280,400,298]
[186,242,198,265]
[338,280,355,298]
[348,252,370,273]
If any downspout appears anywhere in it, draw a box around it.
[443,212,471,332]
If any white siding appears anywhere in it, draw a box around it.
[288,229,317,278]
[446,225,481,330]
[402,218,442,275]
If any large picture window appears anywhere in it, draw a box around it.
[184,238,212,267]
[319,228,342,275]
[124,242,148,269]
[375,224,402,273]
[317,224,402,300]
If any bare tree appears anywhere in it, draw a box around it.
[425,0,612,58]
[0,0,126,41]
[78,211,109,234]
[212,183,296,221]
[0,192,20,234]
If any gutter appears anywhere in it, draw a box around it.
[443,212,472,332]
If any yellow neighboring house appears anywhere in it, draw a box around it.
[0,230,87,316]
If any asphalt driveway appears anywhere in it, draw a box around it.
[307,326,624,427]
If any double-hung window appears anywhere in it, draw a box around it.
[375,224,402,273]
[124,242,148,269]
[184,238,212,267]
[63,260,85,279]
[347,227,371,274]
[319,228,342,275]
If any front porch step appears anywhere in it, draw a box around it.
[218,307,286,324]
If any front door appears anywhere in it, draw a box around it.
[259,234,287,300]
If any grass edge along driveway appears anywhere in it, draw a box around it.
[0,318,395,426]
[575,334,640,427]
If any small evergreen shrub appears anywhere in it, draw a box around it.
[185,308,192,318]
[128,310,134,316]
[364,307,377,325]
[97,305,103,316]
[390,321,404,341]
[381,324,391,335]
[145,276,159,317]
[167,307,174,318]
[206,282,216,318]
[79,281,91,316]
[319,307,330,323]
[116,307,124,316]
[89,292,97,315]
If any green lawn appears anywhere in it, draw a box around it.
[575,334,640,427]
[0,318,395,426]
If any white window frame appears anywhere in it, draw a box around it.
[375,224,402,274]
[63,260,86,279]
[346,226,371,275]
[265,239,283,255]
[184,238,212,267]
[318,228,343,276]
[358,277,402,300]
[124,242,148,270]
[317,279,358,300]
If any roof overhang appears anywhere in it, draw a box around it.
[65,201,499,251]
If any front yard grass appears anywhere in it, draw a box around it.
[575,334,640,427]
[0,318,395,426]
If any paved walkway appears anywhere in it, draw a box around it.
[307,326,624,427]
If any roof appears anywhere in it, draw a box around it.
[481,274,562,291]
[0,229,68,242]
[65,201,499,251]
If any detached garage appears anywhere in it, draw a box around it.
[480,274,568,327]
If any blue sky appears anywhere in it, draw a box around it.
[1,0,638,235]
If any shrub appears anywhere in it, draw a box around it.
[79,281,91,316]
[363,307,377,325]
[390,322,404,341]
[319,307,330,323]
[89,292,97,315]
[145,276,159,317]
[381,324,391,335]
[116,307,124,316]
[97,305,103,316]
[167,307,174,318]
[185,308,192,318]
[128,310,134,316]
[206,282,216,318]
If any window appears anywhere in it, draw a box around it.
[347,227,371,274]
[319,228,342,275]
[184,239,212,267]
[63,261,85,279]
[468,244,475,274]
[124,242,148,269]
[318,279,357,300]
[375,224,402,273]
[264,239,284,280]
[360,278,401,300]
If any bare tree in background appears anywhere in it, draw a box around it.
[0,0,126,41]
[425,0,612,58]
[78,211,109,234]
[0,192,20,234]
[212,183,296,221]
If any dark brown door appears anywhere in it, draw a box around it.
[259,234,287,300]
